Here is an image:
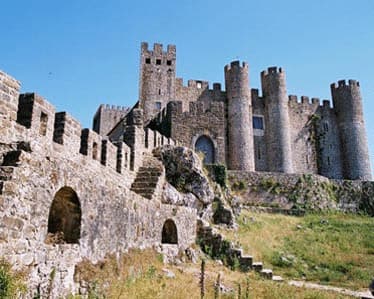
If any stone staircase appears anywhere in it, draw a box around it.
[0,142,29,195]
[197,220,281,281]
[130,153,164,199]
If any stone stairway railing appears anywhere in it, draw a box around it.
[197,220,281,281]
[130,153,164,200]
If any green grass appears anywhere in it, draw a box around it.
[219,211,374,290]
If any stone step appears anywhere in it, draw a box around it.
[0,166,15,181]
[260,269,273,279]
[134,176,159,183]
[272,275,284,282]
[136,170,163,177]
[252,262,263,272]
[239,255,253,271]
[131,182,158,189]
[130,186,155,192]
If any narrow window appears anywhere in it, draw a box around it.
[92,142,98,160]
[324,122,329,132]
[327,156,331,166]
[158,89,161,95]
[253,116,264,130]
[39,112,48,136]
[156,59,161,65]
[167,60,172,66]
[145,58,151,64]
[257,145,261,160]
[155,102,161,110]
[196,81,202,89]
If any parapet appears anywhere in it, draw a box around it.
[0,70,21,121]
[17,93,56,140]
[101,104,128,111]
[261,67,283,78]
[224,60,248,72]
[53,112,82,153]
[330,79,360,90]
[141,41,176,59]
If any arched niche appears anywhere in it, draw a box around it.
[195,135,215,164]
[47,186,82,244]
[161,219,178,244]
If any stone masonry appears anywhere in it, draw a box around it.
[109,42,372,181]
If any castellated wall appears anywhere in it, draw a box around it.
[93,104,128,136]
[148,95,227,165]
[0,70,197,298]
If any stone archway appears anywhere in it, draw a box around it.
[195,135,215,164]
[161,219,178,244]
[47,187,82,244]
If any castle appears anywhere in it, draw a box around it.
[94,42,372,181]
[0,42,373,297]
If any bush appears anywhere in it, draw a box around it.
[0,260,26,298]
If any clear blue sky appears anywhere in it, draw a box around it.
[2,0,374,173]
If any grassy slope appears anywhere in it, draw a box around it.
[72,249,354,299]
[219,211,374,290]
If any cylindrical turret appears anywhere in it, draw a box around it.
[331,79,372,180]
[224,61,255,171]
[261,67,293,173]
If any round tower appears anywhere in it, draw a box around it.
[224,61,255,171]
[331,80,372,180]
[261,67,293,173]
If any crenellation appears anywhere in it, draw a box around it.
[322,100,331,108]
[53,112,82,154]
[312,97,320,105]
[288,95,298,103]
[101,138,117,170]
[80,128,102,162]
[301,95,310,104]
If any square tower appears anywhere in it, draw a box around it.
[139,42,176,123]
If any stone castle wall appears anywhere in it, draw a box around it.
[0,70,197,297]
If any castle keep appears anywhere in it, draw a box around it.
[95,42,372,181]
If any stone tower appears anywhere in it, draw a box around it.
[331,80,372,180]
[261,67,293,173]
[224,61,255,171]
[139,42,176,123]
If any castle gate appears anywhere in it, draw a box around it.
[195,135,215,164]
[161,219,178,244]
[47,187,82,244]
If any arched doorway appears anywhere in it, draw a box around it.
[47,187,82,244]
[161,219,178,244]
[195,135,215,164]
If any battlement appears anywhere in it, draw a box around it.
[141,42,176,60]
[288,94,332,108]
[261,67,283,78]
[101,104,128,111]
[330,79,360,90]
[224,60,248,72]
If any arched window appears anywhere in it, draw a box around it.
[47,187,82,244]
[161,219,178,244]
[195,135,215,164]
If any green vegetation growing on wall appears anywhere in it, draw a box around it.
[0,260,26,298]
